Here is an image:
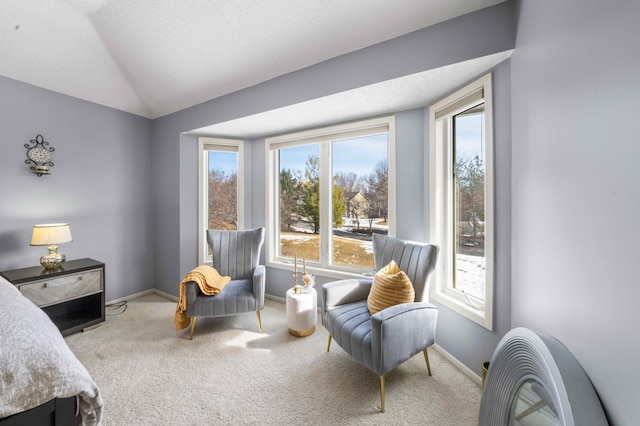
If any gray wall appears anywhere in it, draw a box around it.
[0,76,154,301]
[431,59,513,376]
[153,0,514,289]
[150,1,515,381]
[395,109,428,242]
[511,0,640,424]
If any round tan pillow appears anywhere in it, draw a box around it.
[367,260,415,314]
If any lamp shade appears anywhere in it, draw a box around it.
[30,223,73,246]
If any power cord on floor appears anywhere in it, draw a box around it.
[106,301,128,316]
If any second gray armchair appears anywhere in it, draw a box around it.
[322,233,439,412]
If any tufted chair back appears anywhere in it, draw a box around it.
[372,233,439,303]
[207,227,265,280]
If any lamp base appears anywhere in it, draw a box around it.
[40,245,66,269]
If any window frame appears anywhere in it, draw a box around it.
[198,137,245,265]
[429,73,494,330]
[265,116,396,279]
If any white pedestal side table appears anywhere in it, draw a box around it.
[286,286,317,337]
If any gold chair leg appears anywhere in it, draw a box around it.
[189,317,197,340]
[379,376,385,413]
[423,348,432,376]
[327,335,332,352]
[256,310,263,333]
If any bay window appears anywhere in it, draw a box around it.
[266,116,395,277]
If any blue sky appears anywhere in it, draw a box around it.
[280,134,388,177]
[455,110,485,165]
[208,151,237,175]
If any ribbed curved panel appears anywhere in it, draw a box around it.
[478,328,608,426]
[326,301,375,372]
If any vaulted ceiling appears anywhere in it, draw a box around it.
[1,0,506,123]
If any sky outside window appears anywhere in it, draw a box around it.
[209,151,237,174]
[279,134,387,175]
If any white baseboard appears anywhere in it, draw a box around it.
[106,288,178,305]
[153,288,179,302]
[265,293,285,303]
[106,289,154,305]
[433,343,482,386]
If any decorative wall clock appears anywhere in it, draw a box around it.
[25,134,55,176]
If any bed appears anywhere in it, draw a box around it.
[0,276,103,425]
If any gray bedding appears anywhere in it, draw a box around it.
[0,277,103,424]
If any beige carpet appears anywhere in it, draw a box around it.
[65,294,482,425]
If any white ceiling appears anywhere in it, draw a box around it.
[1,0,507,126]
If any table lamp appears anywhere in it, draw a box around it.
[30,223,73,269]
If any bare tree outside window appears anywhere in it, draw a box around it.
[335,172,363,193]
[364,159,389,222]
[276,133,388,271]
[332,135,388,270]
[207,150,238,231]
[453,104,486,300]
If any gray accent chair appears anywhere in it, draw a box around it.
[185,227,265,339]
[322,233,439,412]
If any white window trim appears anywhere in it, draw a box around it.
[198,137,245,265]
[265,116,396,280]
[429,74,494,330]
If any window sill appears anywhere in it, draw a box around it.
[431,289,492,331]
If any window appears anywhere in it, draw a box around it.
[429,74,494,330]
[266,116,395,277]
[198,137,244,264]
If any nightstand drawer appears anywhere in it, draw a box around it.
[19,270,102,307]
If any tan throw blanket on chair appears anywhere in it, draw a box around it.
[174,265,231,331]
